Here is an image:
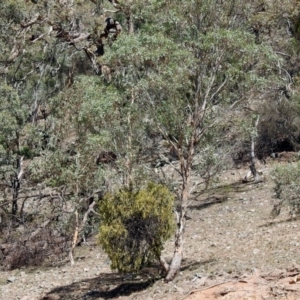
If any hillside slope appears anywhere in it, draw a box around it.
[1,161,300,299]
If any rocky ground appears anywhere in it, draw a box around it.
[1,160,300,299]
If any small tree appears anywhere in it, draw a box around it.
[98,183,175,273]
[102,30,282,281]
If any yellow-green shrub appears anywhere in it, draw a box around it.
[98,183,175,273]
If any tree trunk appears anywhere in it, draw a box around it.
[249,116,261,182]
[164,210,185,282]
[165,172,189,282]
[127,11,134,34]
[11,177,20,216]
[158,255,170,274]
[11,156,24,216]
[69,210,79,266]
[69,200,98,265]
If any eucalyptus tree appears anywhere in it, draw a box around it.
[0,0,128,266]
[0,0,126,219]
[99,0,283,281]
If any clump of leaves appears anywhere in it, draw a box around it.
[98,183,175,273]
[272,161,300,217]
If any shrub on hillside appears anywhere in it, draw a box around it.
[1,228,70,270]
[257,100,300,157]
[272,162,300,217]
[98,183,175,273]
[232,98,300,165]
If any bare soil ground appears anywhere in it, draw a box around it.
[1,161,300,299]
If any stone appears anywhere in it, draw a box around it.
[253,248,260,255]
[7,276,16,283]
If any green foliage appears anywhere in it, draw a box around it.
[0,83,27,182]
[0,0,26,23]
[0,84,27,148]
[18,146,34,159]
[29,150,69,187]
[48,74,151,191]
[98,183,175,273]
[272,162,300,217]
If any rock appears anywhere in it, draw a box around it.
[253,248,260,255]
[7,276,16,283]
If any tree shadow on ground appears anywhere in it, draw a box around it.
[259,216,300,228]
[180,258,217,272]
[190,180,261,211]
[40,267,161,300]
[40,258,217,300]
[190,194,228,211]
[213,181,258,194]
